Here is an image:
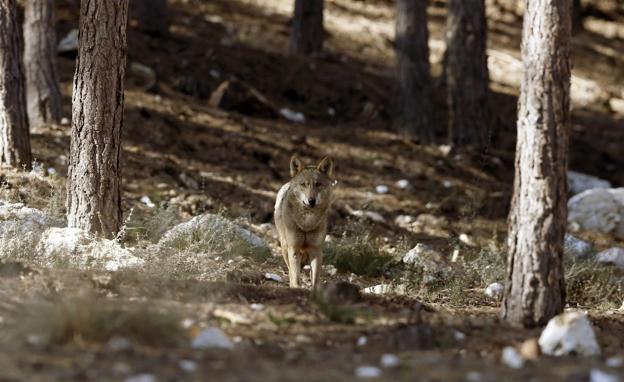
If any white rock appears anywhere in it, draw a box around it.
[402,244,448,276]
[179,360,198,373]
[364,284,406,295]
[350,209,385,223]
[280,108,306,123]
[380,354,400,368]
[395,179,410,189]
[57,29,79,53]
[484,283,504,300]
[209,69,220,79]
[442,180,453,188]
[0,200,63,235]
[394,215,413,226]
[265,272,282,282]
[375,185,389,194]
[250,303,265,311]
[159,213,269,251]
[327,107,336,116]
[564,233,593,257]
[324,264,338,276]
[538,311,601,356]
[140,196,155,208]
[36,227,144,271]
[459,233,476,246]
[47,168,57,175]
[356,336,368,346]
[355,366,382,378]
[60,117,70,125]
[125,374,156,382]
[454,330,466,341]
[501,346,524,369]
[568,188,624,240]
[595,247,624,269]
[191,327,234,350]
[590,369,619,382]
[568,171,611,195]
[606,356,624,368]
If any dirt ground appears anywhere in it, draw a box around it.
[1,0,624,380]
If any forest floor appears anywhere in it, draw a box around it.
[1,0,624,380]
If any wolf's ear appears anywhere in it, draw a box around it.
[290,155,304,177]
[316,156,334,177]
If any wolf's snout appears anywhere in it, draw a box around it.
[308,197,316,207]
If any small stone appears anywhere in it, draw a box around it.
[179,360,198,373]
[595,247,624,269]
[191,327,234,350]
[501,346,524,369]
[60,117,70,125]
[125,374,156,382]
[454,330,466,341]
[519,338,540,360]
[265,273,282,282]
[442,180,453,188]
[439,145,452,156]
[380,354,400,368]
[280,108,306,123]
[606,356,624,368]
[484,283,504,300]
[327,107,336,116]
[357,336,368,346]
[590,369,619,382]
[459,233,476,246]
[395,179,410,189]
[140,196,155,208]
[250,303,265,311]
[538,311,600,356]
[355,366,382,378]
[375,185,389,194]
[394,215,413,226]
[564,233,593,257]
[295,334,312,343]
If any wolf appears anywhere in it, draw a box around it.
[274,155,334,289]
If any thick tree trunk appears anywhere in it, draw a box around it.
[23,0,62,127]
[67,0,129,238]
[289,0,324,55]
[445,0,489,147]
[135,0,168,36]
[502,0,571,328]
[395,0,434,142]
[0,0,31,169]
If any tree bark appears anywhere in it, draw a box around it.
[135,0,168,36]
[572,0,583,33]
[23,0,63,127]
[445,0,489,147]
[395,0,434,142]
[502,0,571,328]
[67,0,129,238]
[0,0,31,169]
[289,0,324,55]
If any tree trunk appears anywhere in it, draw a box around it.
[0,0,31,169]
[502,0,571,328]
[135,0,168,36]
[67,0,129,238]
[445,0,489,147]
[23,0,63,127]
[289,0,324,55]
[395,0,434,142]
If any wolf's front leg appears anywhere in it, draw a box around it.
[310,251,323,290]
[287,248,301,288]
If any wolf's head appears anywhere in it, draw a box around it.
[288,155,334,210]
